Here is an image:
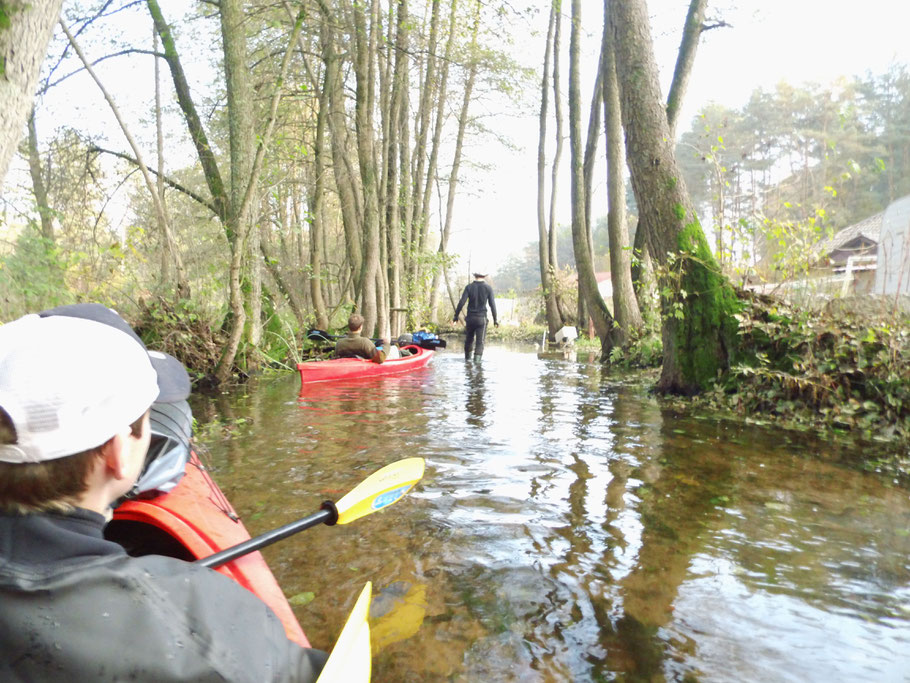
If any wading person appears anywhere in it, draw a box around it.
[454,272,498,361]
[0,311,327,682]
[334,313,385,363]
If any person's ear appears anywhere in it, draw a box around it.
[101,432,130,480]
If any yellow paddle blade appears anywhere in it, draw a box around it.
[316,582,372,683]
[335,457,425,525]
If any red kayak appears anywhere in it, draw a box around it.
[107,452,310,648]
[297,344,434,385]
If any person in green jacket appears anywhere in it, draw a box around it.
[334,314,385,363]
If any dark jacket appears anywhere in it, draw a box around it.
[333,331,384,363]
[454,280,497,323]
[0,510,327,682]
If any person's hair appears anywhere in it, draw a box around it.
[0,408,148,514]
[348,314,365,332]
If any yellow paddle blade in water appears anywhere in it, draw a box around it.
[335,457,425,525]
[316,582,372,683]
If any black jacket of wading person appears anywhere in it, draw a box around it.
[0,310,327,683]
[333,313,385,363]
[454,274,498,361]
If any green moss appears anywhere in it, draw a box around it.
[671,219,743,390]
[673,203,686,220]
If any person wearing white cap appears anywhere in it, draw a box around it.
[453,271,499,361]
[0,312,326,681]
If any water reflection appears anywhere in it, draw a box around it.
[194,348,910,681]
[464,363,487,428]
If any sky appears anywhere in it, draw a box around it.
[448,0,910,277]
[5,1,910,280]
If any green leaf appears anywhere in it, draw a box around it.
[288,591,315,606]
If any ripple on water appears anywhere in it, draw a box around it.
[198,348,910,682]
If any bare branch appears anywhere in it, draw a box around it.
[90,145,218,215]
[41,49,163,94]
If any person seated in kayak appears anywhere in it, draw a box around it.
[0,307,328,682]
[333,313,386,363]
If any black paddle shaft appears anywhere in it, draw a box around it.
[196,501,338,569]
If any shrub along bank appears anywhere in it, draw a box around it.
[684,293,910,476]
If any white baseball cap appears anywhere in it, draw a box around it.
[0,315,159,464]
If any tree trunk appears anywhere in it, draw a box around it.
[310,59,330,330]
[153,29,170,289]
[549,4,571,324]
[0,0,63,184]
[148,0,229,225]
[385,0,409,330]
[62,19,189,299]
[319,10,364,295]
[568,0,613,352]
[220,0,258,363]
[414,0,456,299]
[537,1,562,340]
[548,1,564,273]
[666,0,708,139]
[427,0,479,322]
[408,0,441,270]
[26,110,54,243]
[611,0,739,394]
[602,1,642,343]
[350,0,381,334]
[630,0,706,308]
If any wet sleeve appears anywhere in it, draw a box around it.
[488,285,498,324]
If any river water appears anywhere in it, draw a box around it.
[192,345,910,682]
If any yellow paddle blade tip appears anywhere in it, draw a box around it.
[336,458,426,525]
[316,582,372,683]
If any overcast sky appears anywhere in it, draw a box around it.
[6,1,910,280]
[452,0,910,277]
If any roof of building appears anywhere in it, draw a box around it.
[815,211,883,259]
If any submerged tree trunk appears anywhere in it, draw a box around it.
[611,0,739,394]
[536,1,562,339]
[549,3,570,324]
[568,0,613,351]
[602,1,642,344]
